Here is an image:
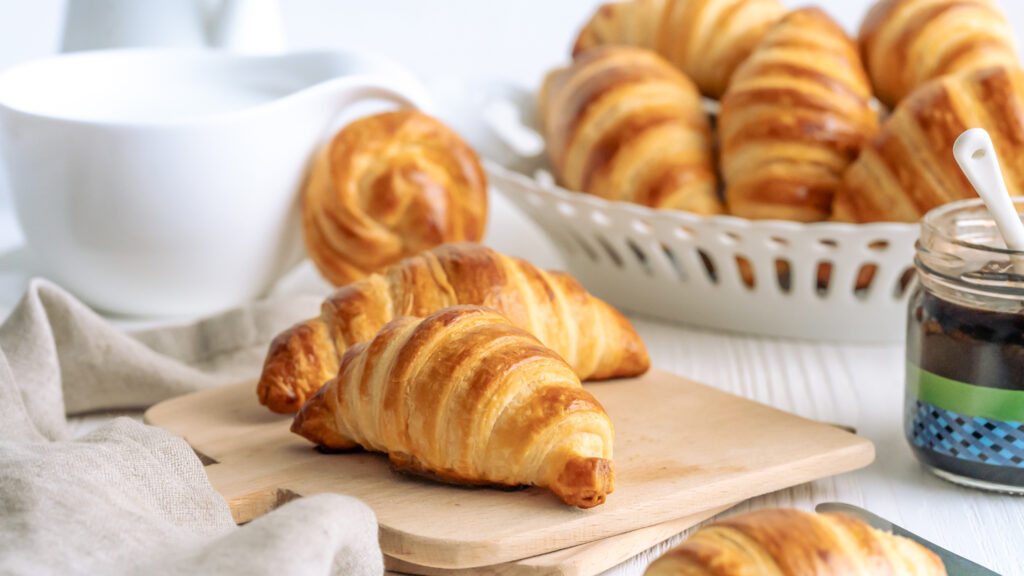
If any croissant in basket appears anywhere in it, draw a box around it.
[573,0,786,98]
[645,508,947,575]
[539,46,722,214]
[258,243,650,414]
[720,7,877,222]
[834,65,1024,223]
[303,110,488,286]
[292,306,615,509]
[860,0,1019,108]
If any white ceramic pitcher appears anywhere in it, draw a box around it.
[0,49,431,316]
[61,0,285,53]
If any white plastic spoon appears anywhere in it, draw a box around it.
[953,127,1024,275]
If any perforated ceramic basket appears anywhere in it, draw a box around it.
[462,82,919,342]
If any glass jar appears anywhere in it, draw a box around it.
[906,198,1024,493]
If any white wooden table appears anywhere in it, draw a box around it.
[1,190,1022,575]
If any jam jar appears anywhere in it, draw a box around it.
[906,198,1024,493]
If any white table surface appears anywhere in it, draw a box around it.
[2,1,1023,574]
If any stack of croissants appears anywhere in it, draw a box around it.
[544,0,1023,224]
[284,107,649,510]
[256,0,968,572]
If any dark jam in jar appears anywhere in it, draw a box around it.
[906,198,1024,493]
[906,289,1024,489]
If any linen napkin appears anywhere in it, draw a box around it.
[0,278,385,576]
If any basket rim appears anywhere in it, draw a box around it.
[484,159,919,237]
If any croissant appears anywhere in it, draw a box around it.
[258,243,650,414]
[291,306,615,508]
[540,46,722,214]
[573,0,786,98]
[834,65,1024,223]
[720,7,878,222]
[302,110,488,286]
[645,508,947,575]
[860,0,1019,108]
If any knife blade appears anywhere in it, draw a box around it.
[815,502,1000,576]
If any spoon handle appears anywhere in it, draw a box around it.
[953,128,1024,275]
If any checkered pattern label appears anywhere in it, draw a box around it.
[910,400,1024,468]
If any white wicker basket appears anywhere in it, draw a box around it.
[450,80,920,342]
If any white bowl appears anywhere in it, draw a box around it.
[0,49,430,316]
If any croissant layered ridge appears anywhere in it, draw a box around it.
[834,65,1024,223]
[646,508,947,575]
[720,7,878,222]
[860,0,1019,108]
[573,0,786,98]
[540,46,722,214]
[292,306,616,508]
[258,243,650,413]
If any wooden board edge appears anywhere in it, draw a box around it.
[383,504,734,576]
[384,432,875,569]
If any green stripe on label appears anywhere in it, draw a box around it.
[907,363,1024,422]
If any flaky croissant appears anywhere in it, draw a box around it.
[834,65,1024,223]
[540,46,722,213]
[292,306,615,508]
[645,508,946,575]
[302,110,488,286]
[720,7,878,222]
[258,243,650,414]
[573,0,786,98]
[860,0,1019,108]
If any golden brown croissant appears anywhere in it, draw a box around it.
[258,243,650,414]
[573,0,786,98]
[540,46,722,214]
[292,305,615,508]
[834,65,1024,223]
[302,110,488,286]
[645,508,947,575]
[720,7,878,222]
[860,0,1019,108]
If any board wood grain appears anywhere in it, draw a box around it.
[384,504,731,576]
[144,368,873,570]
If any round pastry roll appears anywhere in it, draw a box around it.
[302,110,488,286]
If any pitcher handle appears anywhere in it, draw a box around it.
[312,74,436,147]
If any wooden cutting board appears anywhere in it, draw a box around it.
[384,504,731,576]
[144,368,873,570]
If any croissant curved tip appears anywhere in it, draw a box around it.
[291,386,359,450]
[257,319,340,414]
[550,456,614,509]
[258,379,303,414]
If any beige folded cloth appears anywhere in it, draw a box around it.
[0,278,385,575]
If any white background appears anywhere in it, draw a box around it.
[3,1,1024,85]
[2,0,1024,229]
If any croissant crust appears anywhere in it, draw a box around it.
[720,7,878,222]
[645,508,947,575]
[834,65,1024,223]
[573,0,786,98]
[540,46,722,214]
[859,0,1019,108]
[258,243,650,413]
[292,306,616,508]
